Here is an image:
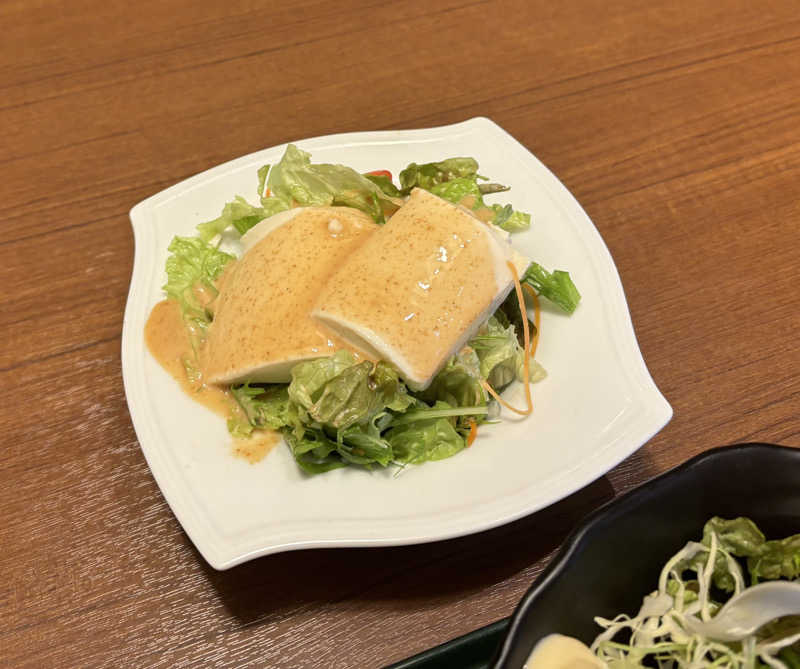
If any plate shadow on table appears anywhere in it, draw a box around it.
[188,459,659,627]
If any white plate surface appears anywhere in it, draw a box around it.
[122,117,672,570]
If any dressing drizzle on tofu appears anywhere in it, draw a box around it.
[312,188,528,390]
[203,207,378,385]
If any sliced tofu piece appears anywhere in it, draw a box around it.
[312,188,529,390]
[204,207,377,385]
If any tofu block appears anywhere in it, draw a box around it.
[204,207,377,384]
[312,188,529,390]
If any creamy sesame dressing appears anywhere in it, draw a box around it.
[144,297,281,463]
[204,207,378,385]
[312,188,522,389]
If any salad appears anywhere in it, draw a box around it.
[150,145,580,474]
[527,517,800,668]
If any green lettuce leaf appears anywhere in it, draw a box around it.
[337,420,394,467]
[430,176,483,205]
[428,176,530,232]
[363,173,401,197]
[284,410,396,472]
[400,157,530,231]
[469,316,526,391]
[288,351,413,433]
[491,203,531,232]
[162,235,234,375]
[197,139,408,239]
[385,402,466,464]
[696,517,800,590]
[305,361,376,429]
[399,157,479,192]
[305,360,413,431]
[230,384,291,432]
[420,347,486,411]
[287,350,359,412]
[285,420,395,472]
[283,429,348,474]
[703,517,766,557]
[227,415,254,439]
[697,517,766,591]
[749,533,800,583]
[163,235,234,325]
[522,262,581,314]
[281,351,485,471]
[196,195,288,241]
[267,144,402,223]
[196,162,289,241]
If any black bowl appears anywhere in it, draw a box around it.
[491,442,800,668]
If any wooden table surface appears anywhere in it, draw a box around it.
[3,0,799,666]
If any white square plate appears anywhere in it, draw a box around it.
[122,117,672,570]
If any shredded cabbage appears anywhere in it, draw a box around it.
[590,517,800,668]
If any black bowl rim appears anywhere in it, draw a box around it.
[490,441,799,668]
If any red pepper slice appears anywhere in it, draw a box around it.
[366,169,392,179]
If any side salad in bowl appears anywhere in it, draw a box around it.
[490,443,800,669]
[524,516,800,668]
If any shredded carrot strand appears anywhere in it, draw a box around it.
[480,380,528,415]
[466,419,478,446]
[509,261,533,415]
[522,283,541,359]
[478,262,534,417]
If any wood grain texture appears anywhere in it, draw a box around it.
[1,0,799,666]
